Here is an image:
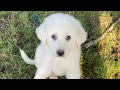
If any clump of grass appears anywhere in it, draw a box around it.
[0,11,37,79]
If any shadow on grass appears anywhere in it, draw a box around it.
[81,12,104,79]
[82,45,104,79]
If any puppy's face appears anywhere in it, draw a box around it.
[36,13,87,57]
[47,30,73,57]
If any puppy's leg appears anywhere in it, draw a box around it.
[49,73,58,79]
[34,68,50,79]
[66,71,80,79]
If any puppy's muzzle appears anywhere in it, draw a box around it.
[57,49,64,56]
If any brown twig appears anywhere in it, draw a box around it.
[84,18,120,48]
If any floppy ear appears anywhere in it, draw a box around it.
[36,24,47,45]
[76,25,88,48]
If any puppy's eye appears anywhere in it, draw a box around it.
[52,35,57,40]
[66,36,71,41]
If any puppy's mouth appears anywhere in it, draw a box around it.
[57,55,64,57]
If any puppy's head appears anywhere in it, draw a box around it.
[36,13,87,57]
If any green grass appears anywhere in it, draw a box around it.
[0,11,120,79]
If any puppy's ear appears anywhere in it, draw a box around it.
[36,24,47,45]
[76,24,88,48]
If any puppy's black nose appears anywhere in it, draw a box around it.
[57,50,64,56]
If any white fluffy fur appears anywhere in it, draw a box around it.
[20,13,87,79]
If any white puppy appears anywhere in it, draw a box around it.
[20,13,87,79]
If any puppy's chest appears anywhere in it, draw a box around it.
[51,58,67,76]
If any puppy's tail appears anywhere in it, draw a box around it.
[20,49,35,65]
